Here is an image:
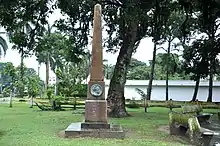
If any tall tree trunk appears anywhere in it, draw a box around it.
[146,43,157,101]
[207,66,213,102]
[0,73,2,94]
[38,62,40,76]
[54,66,58,96]
[191,75,200,102]
[20,49,25,98]
[45,53,49,90]
[30,96,33,108]
[166,40,171,101]
[107,21,138,118]
[9,89,12,107]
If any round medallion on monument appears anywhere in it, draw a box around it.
[90,84,103,97]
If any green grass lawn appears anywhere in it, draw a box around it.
[0,103,217,146]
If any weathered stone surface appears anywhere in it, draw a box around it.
[81,122,110,129]
[84,100,108,122]
[65,122,125,139]
[90,4,104,81]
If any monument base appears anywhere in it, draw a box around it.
[81,122,110,129]
[64,122,125,138]
[84,100,108,123]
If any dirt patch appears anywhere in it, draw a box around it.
[57,130,67,138]
[157,125,192,145]
[0,131,6,139]
[157,125,170,134]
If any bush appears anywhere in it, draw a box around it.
[2,87,10,97]
[125,99,131,103]
[126,101,140,108]
[18,99,26,102]
[46,87,54,100]
[72,84,87,97]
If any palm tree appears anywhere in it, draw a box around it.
[0,36,8,58]
[35,24,55,90]
[11,23,32,98]
[0,35,8,93]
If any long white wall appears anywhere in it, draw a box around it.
[104,80,220,102]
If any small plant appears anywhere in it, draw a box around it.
[2,87,10,97]
[18,99,26,102]
[46,88,54,100]
[126,101,140,108]
[135,88,148,112]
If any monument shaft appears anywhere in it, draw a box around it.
[90,4,104,81]
[84,4,108,125]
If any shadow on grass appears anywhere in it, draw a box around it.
[0,131,6,139]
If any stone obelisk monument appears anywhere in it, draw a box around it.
[81,3,109,129]
[64,4,124,138]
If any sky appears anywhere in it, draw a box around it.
[0,9,169,82]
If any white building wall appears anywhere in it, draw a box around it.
[104,80,220,102]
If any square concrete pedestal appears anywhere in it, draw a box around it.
[64,122,125,138]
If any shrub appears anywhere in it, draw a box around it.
[126,101,140,108]
[2,87,10,97]
[72,84,87,98]
[46,87,54,100]
[125,99,131,102]
[18,99,26,102]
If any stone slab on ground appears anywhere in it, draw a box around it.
[65,122,125,138]
[81,122,110,129]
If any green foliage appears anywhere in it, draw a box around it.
[27,75,41,98]
[0,0,54,50]
[36,31,84,72]
[170,112,192,125]
[18,99,26,102]
[56,60,88,97]
[127,58,150,80]
[105,56,189,80]
[126,101,140,108]
[46,87,54,100]
[72,84,87,97]
[2,87,10,97]
[182,40,210,80]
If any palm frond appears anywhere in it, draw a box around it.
[135,88,147,99]
[25,23,33,34]
[0,36,8,56]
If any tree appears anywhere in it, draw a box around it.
[0,1,53,50]
[182,41,209,101]
[56,0,165,117]
[27,75,41,108]
[156,53,180,100]
[2,62,16,107]
[35,29,85,92]
[127,58,150,80]
[146,0,172,103]
[56,60,88,97]
[103,60,114,80]
[180,0,220,102]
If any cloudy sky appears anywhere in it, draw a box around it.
[0,9,167,81]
